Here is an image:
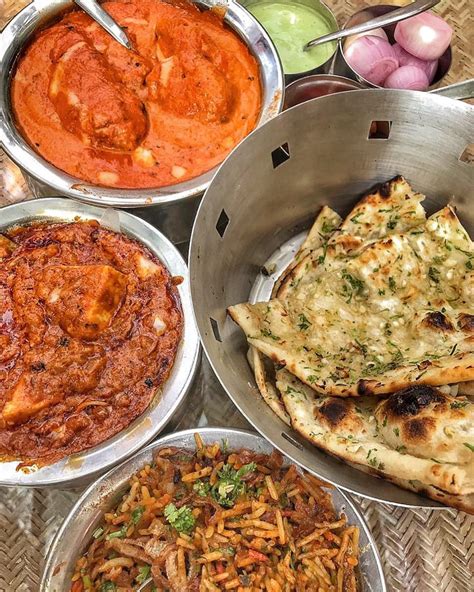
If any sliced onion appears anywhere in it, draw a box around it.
[394,12,452,61]
[344,35,399,86]
[344,27,388,50]
[384,65,430,90]
[392,43,438,83]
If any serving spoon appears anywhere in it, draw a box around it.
[304,0,440,50]
[74,0,133,49]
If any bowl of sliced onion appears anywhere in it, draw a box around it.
[334,4,452,91]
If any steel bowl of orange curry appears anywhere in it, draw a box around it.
[0,0,283,239]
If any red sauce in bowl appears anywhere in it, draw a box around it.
[11,0,262,188]
[0,221,182,466]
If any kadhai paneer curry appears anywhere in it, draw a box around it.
[0,221,183,466]
[11,0,262,189]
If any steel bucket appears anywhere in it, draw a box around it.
[189,88,474,507]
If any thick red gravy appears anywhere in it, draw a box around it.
[0,221,182,466]
[11,0,262,188]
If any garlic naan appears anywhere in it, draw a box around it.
[279,368,474,509]
[229,177,474,397]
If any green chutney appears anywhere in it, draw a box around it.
[246,1,337,74]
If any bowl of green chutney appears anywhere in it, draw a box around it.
[240,0,339,82]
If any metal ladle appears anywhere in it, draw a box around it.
[304,0,440,50]
[74,0,132,49]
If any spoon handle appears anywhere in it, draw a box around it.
[429,79,474,101]
[74,0,132,50]
[304,0,440,50]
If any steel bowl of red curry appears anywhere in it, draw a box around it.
[0,0,284,242]
[0,198,200,486]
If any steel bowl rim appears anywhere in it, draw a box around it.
[0,0,284,208]
[189,88,473,509]
[40,426,387,592]
[0,196,201,486]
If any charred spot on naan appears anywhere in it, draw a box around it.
[423,311,455,332]
[458,314,474,333]
[356,379,381,396]
[403,416,437,443]
[381,385,445,418]
[315,398,366,434]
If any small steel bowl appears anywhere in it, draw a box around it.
[240,0,339,84]
[333,4,452,90]
[0,0,284,243]
[284,74,364,109]
[0,197,200,488]
[41,427,387,592]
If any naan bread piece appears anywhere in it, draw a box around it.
[229,200,474,396]
[279,369,474,499]
[273,206,342,298]
[375,385,474,465]
[248,347,290,425]
[334,175,427,242]
[249,206,342,422]
[278,175,427,300]
[344,460,474,514]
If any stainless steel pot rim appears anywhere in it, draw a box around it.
[0,0,284,208]
[41,426,387,592]
[0,197,201,486]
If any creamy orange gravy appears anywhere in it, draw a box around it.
[11,0,261,188]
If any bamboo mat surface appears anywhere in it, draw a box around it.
[0,1,473,591]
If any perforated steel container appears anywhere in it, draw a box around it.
[190,89,474,507]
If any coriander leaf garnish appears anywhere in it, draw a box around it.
[450,401,469,410]
[211,463,256,508]
[106,524,128,540]
[131,505,145,525]
[136,565,151,584]
[341,270,365,303]
[164,503,196,534]
[428,266,440,284]
[463,443,474,452]
[321,219,335,234]
[297,313,312,331]
[387,215,399,230]
[193,480,211,497]
[260,328,280,341]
